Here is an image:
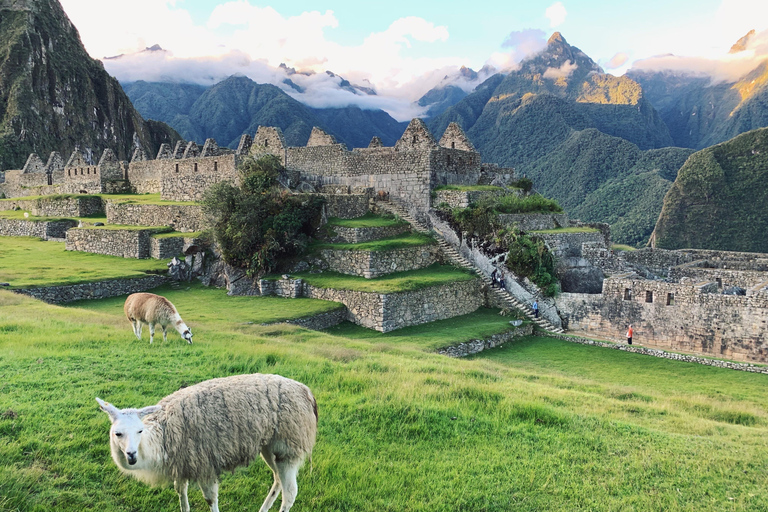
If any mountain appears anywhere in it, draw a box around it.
[123,76,406,149]
[629,32,768,149]
[651,127,768,252]
[0,0,179,171]
[417,66,489,118]
[427,33,684,246]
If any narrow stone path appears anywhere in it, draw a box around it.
[376,200,564,334]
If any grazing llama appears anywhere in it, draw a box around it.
[124,292,192,344]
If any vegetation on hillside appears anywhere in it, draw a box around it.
[202,155,324,276]
[652,127,768,252]
[505,232,560,297]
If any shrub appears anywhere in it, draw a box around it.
[504,232,560,297]
[202,155,325,277]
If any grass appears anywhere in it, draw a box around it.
[326,212,408,228]
[531,226,600,234]
[324,307,523,351]
[0,210,108,224]
[612,243,637,251]
[150,231,205,239]
[281,264,477,293]
[312,232,435,252]
[0,236,169,288]
[0,193,197,206]
[70,282,345,325]
[73,225,172,232]
[0,287,767,511]
[102,193,197,206]
[433,185,505,192]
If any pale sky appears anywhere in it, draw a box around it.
[58,0,768,119]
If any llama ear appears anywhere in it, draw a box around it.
[96,398,120,422]
[137,405,161,419]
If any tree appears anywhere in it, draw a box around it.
[202,155,324,276]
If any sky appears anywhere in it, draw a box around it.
[58,0,768,119]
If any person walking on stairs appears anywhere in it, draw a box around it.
[533,300,539,318]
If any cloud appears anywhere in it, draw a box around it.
[488,29,547,70]
[543,60,578,79]
[545,2,567,28]
[631,27,768,83]
[605,52,629,70]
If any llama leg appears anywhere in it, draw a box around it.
[149,323,155,344]
[136,322,143,340]
[163,326,168,343]
[276,459,300,512]
[174,479,190,512]
[131,320,141,340]
[259,448,282,512]
[199,479,220,512]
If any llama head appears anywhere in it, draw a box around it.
[96,398,160,467]
[181,327,193,344]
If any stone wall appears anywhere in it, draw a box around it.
[437,323,534,357]
[320,245,439,278]
[669,265,768,290]
[556,277,768,363]
[317,193,371,219]
[497,213,570,231]
[537,230,608,258]
[0,218,78,239]
[106,202,204,232]
[281,307,347,330]
[66,228,158,258]
[150,235,203,260]
[301,278,482,332]
[328,224,410,244]
[432,188,506,208]
[0,196,103,217]
[13,275,167,304]
[160,155,239,201]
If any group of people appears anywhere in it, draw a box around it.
[490,268,506,290]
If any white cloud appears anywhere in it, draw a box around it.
[543,60,578,79]
[545,2,567,28]
[488,29,547,70]
[631,28,768,83]
[605,52,629,70]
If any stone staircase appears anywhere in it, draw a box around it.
[376,200,565,334]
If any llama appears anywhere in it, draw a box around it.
[96,373,318,512]
[124,292,192,344]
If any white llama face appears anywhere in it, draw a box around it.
[96,398,160,466]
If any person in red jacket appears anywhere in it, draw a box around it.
[626,324,633,345]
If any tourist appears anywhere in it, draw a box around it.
[626,324,633,345]
[491,268,498,288]
[499,270,506,290]
[533,300,539,318]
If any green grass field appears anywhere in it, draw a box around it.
[283,264,477,293]
[0,285,766,511]
[326,212,408,228]
[0,193,196,207]
[531,226,600,234]
[0,237,168,288]
[433,185,505,192]
[311,232,435,252]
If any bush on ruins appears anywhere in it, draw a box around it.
[202,155,325,276]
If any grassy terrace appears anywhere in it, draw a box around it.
[0,209,107,224]
[73,225,172,232]
[612,244,637,251]
[531,226,600,234]
[326,212,408,228]
[150,230,205,239]
[0,193,197,206]
[71,282,344,326]
[279,264,477,293]
[433,185,506,192]
[0,236,168,288]
[325,308,523,351]
[312,232,435,252]
[1,285,766,511]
